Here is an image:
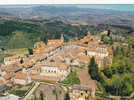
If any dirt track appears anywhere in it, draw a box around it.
[73,67,96,88]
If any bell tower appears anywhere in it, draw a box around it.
[87,31,91,37]
[61,34,64,43]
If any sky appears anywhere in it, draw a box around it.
[0,0,134,4]
[77,5,134,11]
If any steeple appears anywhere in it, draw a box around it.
[61,34,64,42]
[87,31,91,37]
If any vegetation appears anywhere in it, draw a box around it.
[40,91,44,100]
[26,82,33,86]
[0,19,88,49]
[101,34,113,45]
[64,92,70,100]
[11,90,27,97]
[34,91,44,100]
[17,84,23,88]
[0,54,13,63]
[61,72,80,85]
[52,89,56,95]
[6,48,28,54]
[88,57,101,81]
[90,44,134,96]
[8,31,33,49]
[0,19,131,49]
[28,48,33,55]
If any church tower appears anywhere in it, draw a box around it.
[61,34,64,43]
[87,31,91,37]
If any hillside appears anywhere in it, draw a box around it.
[1,6,134,27]
[0,18,133,49]
[0,6,134,49]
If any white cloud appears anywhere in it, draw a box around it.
[0,0,133,4]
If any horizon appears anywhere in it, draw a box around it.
[0,5,134,12]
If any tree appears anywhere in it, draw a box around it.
[28,48,33,55]
[64,92,70,100]
[8,31,33,49]
[88,57,100,81]
[40,91,44,100]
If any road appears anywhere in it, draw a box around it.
[23,82,40,100]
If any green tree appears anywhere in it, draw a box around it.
[8,31,33,49]
[28,48,33,55]
[88,56,100,81]
[64,92,70,100]
[40,91,44,100]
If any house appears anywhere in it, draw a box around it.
[33,35,64,57]
[14,72,31,85]
[30,66,41,74]
[0,80,5,86]
[34,41,46,48]
[95,56,105,68]
[1,64,23,73]
[47,34,64,45]
[87,45,109,58]
[39,61,70,81]
[2,72,14,82]
[4,54,25,65]
[69,84,96,100]
[73,54,90,66]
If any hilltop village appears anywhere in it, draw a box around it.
[0,32,113,100]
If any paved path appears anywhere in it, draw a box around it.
[23,82,40,100]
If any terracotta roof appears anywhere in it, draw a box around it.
[71,48,85,54]
[75,54,90,65]
[0,80,5,86]
[32,66,40,70]
[2,64,23,72]
[4,54,25,60]
[34,41,46,48]
[33,41,63,54]
[65,41,79,46]
[48,39,61,43]
[39,61,69,70]
[61,53,73,59]
[2,72,14,80]
[88,45,108,54]
[77,54,90,61]
[15,72,27,80]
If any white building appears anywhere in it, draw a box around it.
[0,94,21,100]
[39,61,70,81]
[4,54,25,65]
[87,46,109,58]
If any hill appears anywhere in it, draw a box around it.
[1,6,134,27]
[0,6,134,49]
[0,18,133,49]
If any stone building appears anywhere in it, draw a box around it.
[69,84,96,100]
[4,54,25,65]
[14,72,31,85]
[87,45,109,58]
[39,61,70,81]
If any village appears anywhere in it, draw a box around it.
[0,31,113,100]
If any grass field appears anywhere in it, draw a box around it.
[5,48,29,54]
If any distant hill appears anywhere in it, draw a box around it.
[0,18,133,49]
[0,6,134,49]
[0,6,134,27]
